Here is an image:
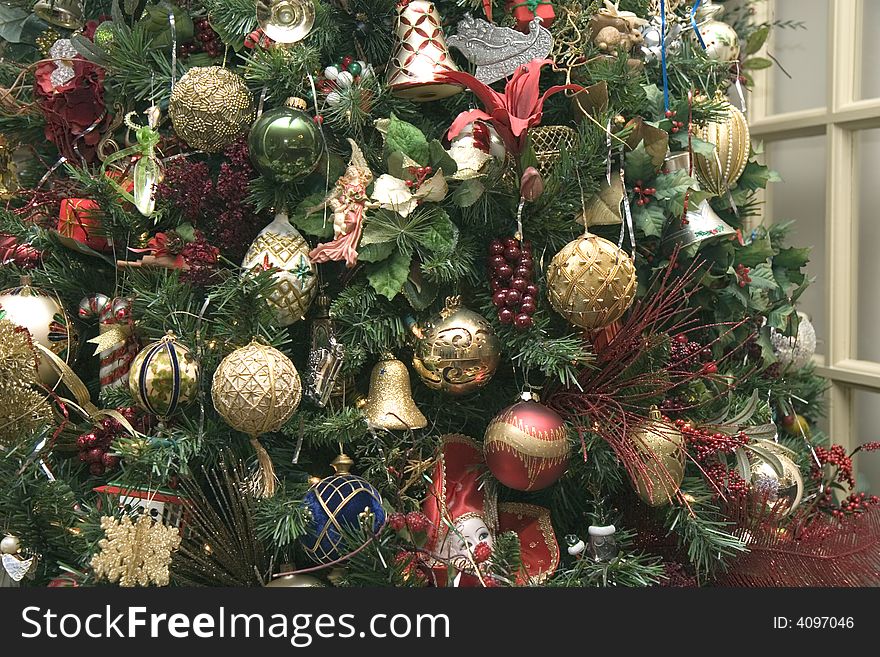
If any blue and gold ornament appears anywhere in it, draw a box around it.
[302,454,386,565]
[129,332,199,419]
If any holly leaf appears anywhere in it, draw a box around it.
[742,57,773,70]
[384,113,429,165]
[653,170,696,202]
[737,161,782,192]
[0,5,31,43]
[735,233,774,267]
[641,83,664,116]
[625,143,657,184]
[366,249,412,300]
[452,178,485,207]
[633,202,666,238]
[418,211,458,254]
[291,193,335,238]
[774,246,811,270]
[357,241,396,263]
[767,304,795,331]
[429,139,457,176]
[746,25,770,55]
[746,262,778,290]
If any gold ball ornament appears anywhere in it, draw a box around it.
[211,340,301,437]
[693,99,750,196]
[546,233,637,331]
[0,277,78,386]
[242,212,317,326]
[412,296,500,395]
[748,443,804,516]
[630,408,685,506]
[129,332,200,419]
[265,573,325,587]
[168,66,255,153]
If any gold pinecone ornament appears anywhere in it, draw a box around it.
[211,341,302,497]
[168,66,255,152]
[546,233,637,331]
[242,212,317,326]
[630,408,685,506]
[693,98,750,196]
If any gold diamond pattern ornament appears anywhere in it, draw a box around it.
[546,233,637,331]
[693,98,750,196]
[168,66,255,152]
[90,514,181,587]
[529,125,578,179]
[211,341,302,497]
[242,212,317,326]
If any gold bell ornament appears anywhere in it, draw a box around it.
[0,275,78,386]
[660,152,736,249]
[630,407,685,506]
[33,0,84,30]
[411,296,501,395]
[256,0,315,44]
[360,355,427,431]
[387,1,463,102]
[693,97,750,197]
[546,232,637,331]
[242,211,317,326]
[211,340,302,497]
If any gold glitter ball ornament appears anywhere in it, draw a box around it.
[629,407,685,506]
[168,66,255,152]
[546,233,637,331]
[412,296,500,395]
[242,212,317,326]
[0,319,53,448]
[693,98,750,197]
[90,514,181,587]
[211,340,302,437]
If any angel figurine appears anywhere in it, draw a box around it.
[308,139,374,268]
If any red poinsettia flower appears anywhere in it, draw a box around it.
[436,58,581,155]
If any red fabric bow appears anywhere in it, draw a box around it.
[436,58,581,155]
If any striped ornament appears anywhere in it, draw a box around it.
[129,333,199,419]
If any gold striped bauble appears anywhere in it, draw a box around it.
[693,99,750,196]
[546,233,637,331]
[484,394,569,491]
[129,332,199,419]
[630,407,685,506]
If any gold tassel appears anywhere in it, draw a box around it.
[250,436,277,498]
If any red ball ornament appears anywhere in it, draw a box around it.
[484,393,570,491]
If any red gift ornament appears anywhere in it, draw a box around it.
[506,0,555,33]
[58,198,109,251]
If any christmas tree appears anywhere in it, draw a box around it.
[1,0,878,589]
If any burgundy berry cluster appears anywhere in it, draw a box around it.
[670,334,713,370]
[489,237,538,330]
[673,417,748,461]
[76,407,147,476]
[180,18,222,59]
[664,109,685,133]
[633,180,656,206]
[735,263,752,288]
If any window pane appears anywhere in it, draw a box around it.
[769,0,828,115]
[765,135,827,357]
[856,128,880,362]
[852,389,880,493]
[859,1,880,99]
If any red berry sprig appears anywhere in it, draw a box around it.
[388,512,406,532]
[703,462,749,499]
[405,165,433,190]
[812,445,855,488]
[673,418,748,461]
[735,263,752,288]
[669,334,711,370]
[181,18,223,59]
[633,180,656,207]
[405,511,430,534]
[75,406,147,476]
[489,237,538,330]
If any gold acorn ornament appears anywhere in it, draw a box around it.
[692,97,750,197]
[546,232,637,331]
[168,66,255,152]
[129,332,200,420]
[361,355,427,431]
[0,276,78,386]
[387,1,463,102]
[242,212,317,326]
[211,340,302,497]
[411,296,501,395]
[630,407,685,506]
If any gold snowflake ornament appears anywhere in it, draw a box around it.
[91,515,181,587]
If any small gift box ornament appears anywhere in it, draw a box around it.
[58,198,109,252]
[506,0,555,32]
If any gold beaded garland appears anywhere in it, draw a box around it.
[168,66,255,152]
[546,233,637,331]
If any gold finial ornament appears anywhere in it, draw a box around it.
[362,356,428,430]
[256,0,315,44]
[546,234,637,331]
[33,0,84,30]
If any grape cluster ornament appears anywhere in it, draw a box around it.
[489,237,539,330]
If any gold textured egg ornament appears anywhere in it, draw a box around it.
[168,66,255,153]
[411,296,501,395]
[211,341,302,497]
[630,407,686,506]
[693,99,750,197]
[546,233,637,331]
[242,212,317,326]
